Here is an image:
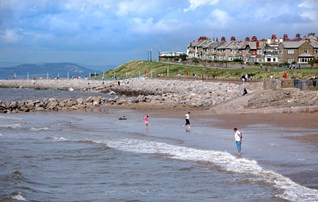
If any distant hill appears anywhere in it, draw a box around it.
[0,63,103,79]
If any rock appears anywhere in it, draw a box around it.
[119,116,127,120]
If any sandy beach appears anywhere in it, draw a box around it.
[101,104,318,146]
[1,78,317,145]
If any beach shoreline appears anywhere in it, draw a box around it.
[98,103,318,146]
[1,78,317,145]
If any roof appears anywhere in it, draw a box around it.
[225,41,239,49]
[281,41,305,48]
[244,41,266,49]
[216,41,230,49]
[298,53,314,57]
[310,40,318,48]
[207,41,220,48]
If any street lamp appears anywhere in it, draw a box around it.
[148,49,152,61]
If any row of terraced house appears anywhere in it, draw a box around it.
[186,33,318,65]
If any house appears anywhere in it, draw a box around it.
[279,34,318,64]
[186,32,317,65]
[263,34,280,63]
[240,36,266,63]
[187,36,211,59]
[278,41,305,64]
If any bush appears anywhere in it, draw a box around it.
[192,58,200,64]
[308,58,318,67]
[180,54,187,61]
[279,62,289,66]
[233,59,243,63]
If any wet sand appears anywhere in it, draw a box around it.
[99,104,318,145]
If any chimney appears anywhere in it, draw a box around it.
[221,36,226,42]
[251,36,258,42]
[230,36,236,41]
[271,34,277,40]
[256,41,259,49]
[245,37,250,42]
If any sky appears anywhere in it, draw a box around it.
[0,0,317,70]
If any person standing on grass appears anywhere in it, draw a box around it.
[184,112,191,130]
[234,128,243,155]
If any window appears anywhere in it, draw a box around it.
[288,58,294,63]
[315,49,318,54]
[304,49,308,54]
[299,57,313,63]
[287,49,294,54]
[267,58,271,62]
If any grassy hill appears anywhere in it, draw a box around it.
[101,60,318,80]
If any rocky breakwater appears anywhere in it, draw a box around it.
[94,78,262,109]
[0,96,115,113]
[0,78,262,113]
[0,79,107,91]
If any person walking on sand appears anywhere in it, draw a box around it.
[184,112,191,130]
[144,114,149,126]
[234,128,243,155]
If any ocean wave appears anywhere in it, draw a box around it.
[105,138,318,202]
[29,127,49,131]
[0,116,24,121]
[45,136,68,141]
[8,191,26,201]
[3,170,26,182]
[0,124,21,129]
[0,192,26,201]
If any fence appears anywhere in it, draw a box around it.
[294,79,318,90]
[1,72,95,80]
[264,79,318,90]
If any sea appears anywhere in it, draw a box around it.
[1,88,318,202]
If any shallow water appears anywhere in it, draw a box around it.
[1,109,318,202]
[0,88,110,102]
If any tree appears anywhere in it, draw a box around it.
[308,58,318,67]
[180,54,187,61]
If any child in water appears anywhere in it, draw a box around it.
[144,114,149,126]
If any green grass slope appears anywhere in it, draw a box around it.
[101,60,318,80]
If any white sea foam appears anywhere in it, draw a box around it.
[0,124,21,129]
[52,137,68,141]
[105,138,318,202]
[0,116,24,121]
[10,192,26,201]
[30,127,49,131]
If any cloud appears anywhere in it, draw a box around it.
[298,0,318,22]
[129,17,186,35]
[63,0,113,11]
[116,0,159,16]
[184,0,219,12]
[298,0,318,9]
[211,9,229,24]
[0,0,317,66]
[202,9,230,29]
[0,29,22,43]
